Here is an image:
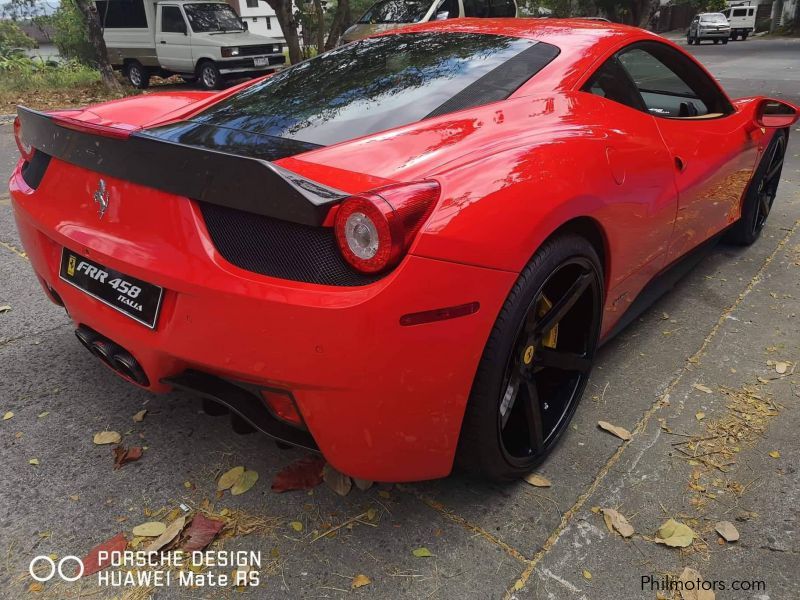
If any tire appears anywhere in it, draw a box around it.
[687,35,693,45]
[197,60,221,90]
[126,61,150,89]
[714,39,720,44]
[457,234,604,481]
[742,32,748,40]
[725,129,788,246]
[722,38,728,44]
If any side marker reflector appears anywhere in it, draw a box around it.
[399,302,480,327]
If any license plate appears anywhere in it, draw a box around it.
[59,249,163,329]
[254,57,269,67]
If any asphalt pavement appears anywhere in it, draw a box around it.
[1,37,799,599]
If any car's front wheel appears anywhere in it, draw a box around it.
[197,60,221,90]
[458,234,603,481]
[726,129,787,245]
[126,61,150,89]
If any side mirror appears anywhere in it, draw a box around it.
[755,99,799,129]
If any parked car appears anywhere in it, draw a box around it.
[340,0,518,43]
[722,4,756,40]
[687,12,731,44]
[95,0,285,89]
[10,20,797,481]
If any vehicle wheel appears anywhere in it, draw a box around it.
[726,130,787,246]
[197,61,221,90]
[457,234,603,481]
[714,39,720,44]
[687,35,693,45]
[126,61,150,89]
[180,75,198,84]
[722,38,728,44]
[742,32,748,40]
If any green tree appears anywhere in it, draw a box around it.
[51,0,96,65]
[0,19,36,52]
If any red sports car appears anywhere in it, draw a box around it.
[9,20,797,481]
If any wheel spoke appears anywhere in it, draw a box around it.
[523,379,545,454]
[759,193,772,219]
[534,271,592,337]
[765,157,784,182]
[535,348,592,373]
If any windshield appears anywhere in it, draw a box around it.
[700,14,727,23]
[357,0,433,24]
[184,3,244,32]
[185,33,556,146]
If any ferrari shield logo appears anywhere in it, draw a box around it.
[67,255,76,276]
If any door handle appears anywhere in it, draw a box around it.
[160,40,166,44]
[674,156,687,172]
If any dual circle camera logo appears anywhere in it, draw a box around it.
[29,555,85,582]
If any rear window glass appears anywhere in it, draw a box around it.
[358,0,433,23]
[191,33,558,147]
[96,0,148,28]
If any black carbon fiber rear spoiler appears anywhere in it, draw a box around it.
[16,106,346,226]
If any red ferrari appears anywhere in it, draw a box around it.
[9,20,797,481]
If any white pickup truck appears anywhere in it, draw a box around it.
[721,4,757,40]
[96,0,286,89]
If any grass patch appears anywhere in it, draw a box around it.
[0,58,134,114]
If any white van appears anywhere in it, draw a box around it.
[721,4,756,40]
[96,0,286,89]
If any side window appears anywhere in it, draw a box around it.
[463,0,488,17]
[162,6,187,33]
[733,8,747,17]
[616,43,732,118]
[582,57,645,111]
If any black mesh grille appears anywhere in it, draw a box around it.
[238,45,279,56]
[199,203,383,286]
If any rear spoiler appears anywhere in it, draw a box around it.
[16,106,346,226]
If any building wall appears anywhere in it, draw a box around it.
[227,0,285,42]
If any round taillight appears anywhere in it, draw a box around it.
[333,181,440,274]
[13,117,34,162]
[334,196,395,273]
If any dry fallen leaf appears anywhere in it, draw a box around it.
[582,569,592,580]
[351,574,371,588]
[323,463,352,497]
[601,508,634,538]
[692,383,713,394]
[182,514,225,551]
[112,445,142,470]
[144,516,186,553]
[29,458,39,466]
[679,567,715,600]
[132,410,147,422]
[2,411,13,421]
[597,420,632,441]
[271,456,325,493]
[231,470,259,496]
[28,582,43,593]
[715,521,739,542]
[217,466,245,491]
[412,547,433,558]
[132,521,167,537]
[82,532,127,577]
[769,450,780,459]
[775,361,789,374]
[524,473,551,487]
[655,518,695,548]
[0,305,10,313]
[93,431,122,445]
[695,411,705,421]
[353,478,373,491]
[289,521,303,532]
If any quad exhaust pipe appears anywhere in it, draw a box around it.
[75,326,149,387]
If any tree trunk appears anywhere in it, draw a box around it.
[267,0,302,64]
[73,0,121,92]
[312,0,325,53]
[325,0,351,50]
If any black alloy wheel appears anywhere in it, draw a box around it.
[458,234,603,481]
[726,130,787,246]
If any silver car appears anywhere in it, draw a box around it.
[687,12,731,45]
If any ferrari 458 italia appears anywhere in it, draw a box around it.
[9,19,797,481]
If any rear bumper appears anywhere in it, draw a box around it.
[9,160,516,481]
